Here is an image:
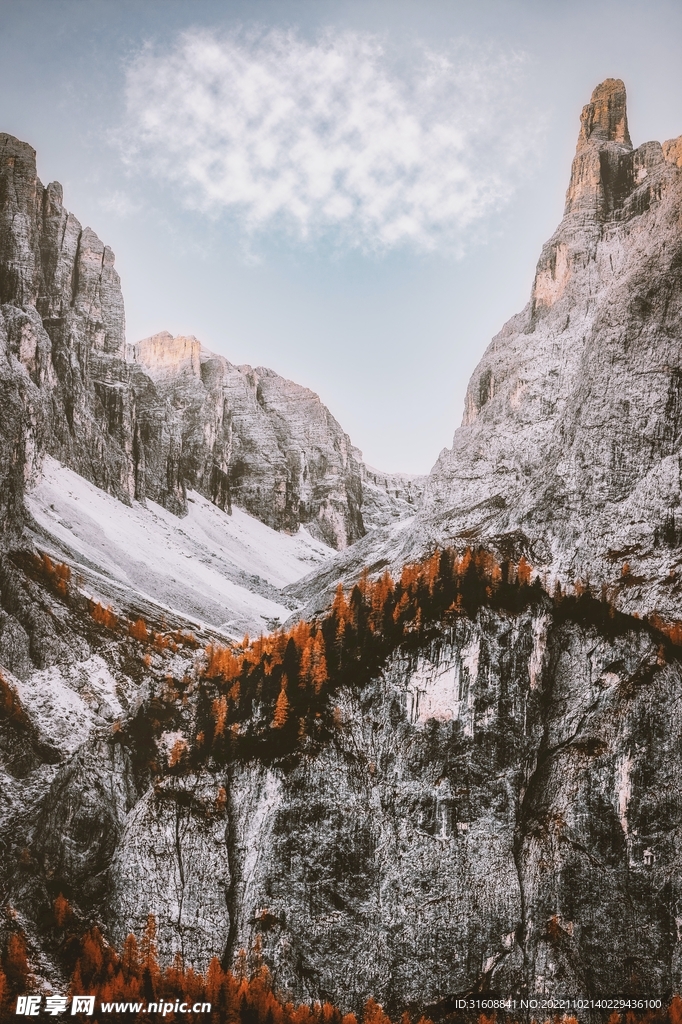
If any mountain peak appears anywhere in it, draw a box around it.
[576,78,632,152]
[127,330,202,379]
[564,78,639,217]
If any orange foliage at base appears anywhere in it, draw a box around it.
[0,926,677,1023]
[0,931,30,1014]
[129,617,149,642]
[56,923,437,1024]
[153,631,169,651]
[0,671,29,728]
[649,612,682,646]
[36,552,71,595]
[88,604,198,654]
[669,996,682,1024]
[90,601,119,630]
[53,893,72,929]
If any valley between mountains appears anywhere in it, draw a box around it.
[1,78,682,1013]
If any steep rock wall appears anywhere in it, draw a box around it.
[422,79,682,620]
[360,466,427,531]
[0,138,367,548]
[5,562,681,1008]
[293,80,682,616]
[125,333,366,546]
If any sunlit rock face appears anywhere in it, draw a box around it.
[127,332,203,380]
[418,79,682,622]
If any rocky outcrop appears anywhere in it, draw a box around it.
[419,79,682,621]
[360,466,427,531]
[124,330,365,545]
[107,771,231,967]
[0,137,367,548]
[0,133,133,530]
[220,610,680,1007]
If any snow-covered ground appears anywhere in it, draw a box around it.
[26,457,334,637]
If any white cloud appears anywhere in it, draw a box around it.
[123,28,540,252]
[100,190,141,217]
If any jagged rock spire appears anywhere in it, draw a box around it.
[575,78,632,152]
[564,78,636,217]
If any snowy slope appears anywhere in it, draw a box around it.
[26,458,334,637]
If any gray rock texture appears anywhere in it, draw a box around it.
[107,771,231,967]
[4,570,682,1009]
[295,80,682,624]
[125,331,366,547]
[423,79,682,619]
[0,135,372,549]
[224,612,680,1007]
[360,465,427,531]
[2,80,682,1014]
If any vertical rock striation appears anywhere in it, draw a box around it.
[14,588,682,1008]
[125,331,365,546]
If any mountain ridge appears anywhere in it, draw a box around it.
[1,79,682,1011]
[0,131,419,555]
[293,79,682,626]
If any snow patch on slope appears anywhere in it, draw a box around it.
[26,458,334,637]
[14,655,124,753]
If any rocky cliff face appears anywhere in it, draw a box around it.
[1,82,682,1014]
[421,79,682,621]
[3,554,681,1007]
[0,132,131,538]
[296,80,682,622]
[360,466,427,531]
[0,135,369,549]
[126,330,365,547]
[220,613,682,1006]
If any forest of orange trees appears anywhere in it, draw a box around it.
[34,541,682,781]
[187,548,682,767]
[0,911,427,1021]
[52,542,682,776]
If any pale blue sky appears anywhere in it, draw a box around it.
[1,0,681,472]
